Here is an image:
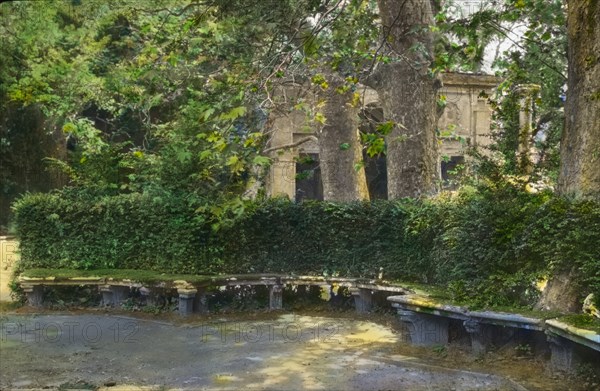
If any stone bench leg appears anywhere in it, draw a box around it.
[547,333,580,372]
[463,320,488,355]
[100,285,130,307]
[140,287,158,307]
[178,288,197,316]
[23,285,43,307]
[397,309,449,346]
[194,288,208,314]
[269,284,283,310]
[350,288,373,314]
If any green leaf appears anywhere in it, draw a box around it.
[314,112,326,125]
[199,150,213,160]
[226,155,244,174]
[339,142,351,150]
[376,121,395,135]
[201,108,215,121]
[176,149,192,163]
[220,106,247,120]
[226,155,239,166]
[252,155,271,166]
[366,138,385,157]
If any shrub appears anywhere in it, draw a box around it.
[13,191,211,273]
[12,185,600,308]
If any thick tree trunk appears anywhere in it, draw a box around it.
[317,72,370,201]
[538,0,600,313]
[368,63,440,199]
[557,0,600,198]
[367,0,440,199]
[536,269,582,313]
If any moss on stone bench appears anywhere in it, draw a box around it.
[387,293,600,374]
[16,268,418,315]
[19,268,216,284]
[557,314,600,335]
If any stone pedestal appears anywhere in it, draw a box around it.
[350,287,373,314]
[23,285,43,307]
[140,287,158,307]
[193,288,208,314]
[269,284,283,310]
[178,288,197,316]
[463,319,487,355]
[397,309,449,346]
[100,285,130,307]
[547,333,579,372]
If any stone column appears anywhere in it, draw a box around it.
[397,309,449,346]
[514,84,541,175]
[350,287,373,314]
[269,284,283,310]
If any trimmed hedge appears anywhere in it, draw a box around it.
[12,186,600,307]
[13,192,212,273]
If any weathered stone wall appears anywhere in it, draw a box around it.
[0,236,18,302]
[265,73,501,200]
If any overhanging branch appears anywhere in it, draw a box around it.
[263,135,318,154]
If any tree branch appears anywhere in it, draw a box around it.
[263,135,318,154]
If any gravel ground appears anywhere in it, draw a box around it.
[1,312,537,391]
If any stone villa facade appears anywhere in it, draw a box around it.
[265,72,502,200]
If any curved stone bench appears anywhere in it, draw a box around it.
[387,294,600,373]
[18,273,600,373]
[17,273,413,316]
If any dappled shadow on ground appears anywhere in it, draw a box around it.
[0,309,594,390]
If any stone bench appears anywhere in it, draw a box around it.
[544,319,600,370]
[387,294,600,373]
[17,274,412,316]
[18,274,600,373]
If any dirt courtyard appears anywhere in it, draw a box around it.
[0,310,590,391]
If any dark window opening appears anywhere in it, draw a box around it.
[360,106,388,200]
[441,156,465,189]
[295,153,323,201]
[363,153,387,200]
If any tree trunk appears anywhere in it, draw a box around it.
[536,269,582,313]
[367,63,440,199]
[538,0,600,313]
[557,0,600,198]
[317,72,370,201]
[365,0,440,199]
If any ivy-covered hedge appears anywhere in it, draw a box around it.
[12,186,600,307]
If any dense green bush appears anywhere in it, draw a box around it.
[13,191,213,274]
[12,185,600,308]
